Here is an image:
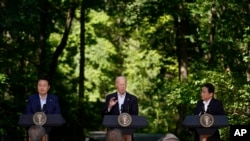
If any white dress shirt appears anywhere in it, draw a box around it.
[117,92,126,113]
[203,98,212,112]
[39,94,47,110]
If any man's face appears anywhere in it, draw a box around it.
[200,87,212,101]
[37,80,50,95]
[115,78,126,94]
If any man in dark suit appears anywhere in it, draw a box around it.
[25,92,61,114]
[102,76,138,141]
[193,83,225,141]
[25,77,61,141]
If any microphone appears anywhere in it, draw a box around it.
[127,98,131,114]
[36,105,41,112]
[120,104,124,113]
[42,104,46,113]
[207,105,210,113]
[199,104,205,116]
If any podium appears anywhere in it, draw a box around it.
[183,115,228,141]
[102,115,148,135]
[18,114,66,127]
[18,114,65,141]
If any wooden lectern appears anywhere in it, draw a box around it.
[183,115,228,141]
[102,115,148,140]
[18,114,65,141]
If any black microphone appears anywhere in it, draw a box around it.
[42,104,46,112]
[199,104,205,116]
[127,98,131,114]
[36,105,41,112]
[207,105,210,113]
[120,104,124,113]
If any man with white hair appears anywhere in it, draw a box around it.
[28,125,46,141]
[102,76,139,141]
[159,133,180,141]
[106,128,124,141]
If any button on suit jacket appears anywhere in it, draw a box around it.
[25,94,61,115]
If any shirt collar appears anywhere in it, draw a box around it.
[39,94,47,100]
[203,98,212,105]
[117,92,126,98]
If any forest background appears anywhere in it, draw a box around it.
[0,0,249,141]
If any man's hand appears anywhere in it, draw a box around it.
[108,97,118,109]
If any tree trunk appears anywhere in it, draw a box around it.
[173,1,189,136]
[37,0,48,77]
[208,0,217,67]
[78,1,85,141]
[48,2,77,80]
[174,3,188,82]
[246,42,250,81]
[246,1,250,82]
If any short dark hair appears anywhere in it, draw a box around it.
[202,83,215,93]
[37,76,51,85]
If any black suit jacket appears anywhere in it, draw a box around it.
[193,98,225,141]
[25,94,61,115]
[194,98,225,115]
[102,92,138,116]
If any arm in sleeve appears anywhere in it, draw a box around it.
[25,96,33,115]
[53,96,61,114]
[101,96,111,116]
[216,101,225,115]
[130,97,139,115]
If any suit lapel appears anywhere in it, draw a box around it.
[207,98,215,114]
[112,93,119,113]
[35,94,42,111]
[124,93,130,106]
[122,93,132,113]
[45,94,52,113]
[198,100,205,114]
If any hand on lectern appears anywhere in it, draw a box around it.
[108,97,117,109]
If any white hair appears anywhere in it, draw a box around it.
[28,125,46,141]
[161,133,179,141]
